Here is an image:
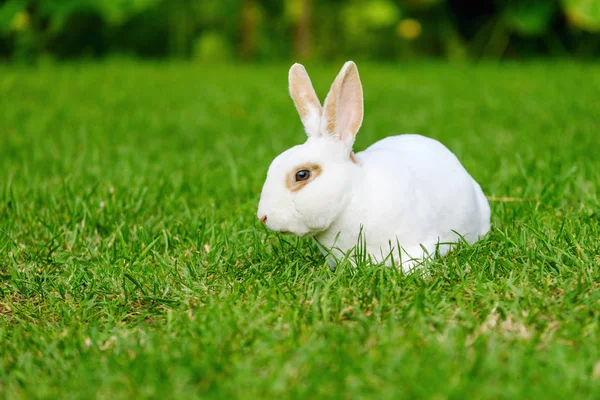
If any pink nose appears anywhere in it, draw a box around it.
[259,215,267,223]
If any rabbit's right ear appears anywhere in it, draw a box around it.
[289,63,322,137]
[319,61,363,150]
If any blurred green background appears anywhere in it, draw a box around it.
[1,0,600,64]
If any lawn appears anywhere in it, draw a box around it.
[1,60,599,399]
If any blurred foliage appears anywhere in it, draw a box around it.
[1,0,599,63]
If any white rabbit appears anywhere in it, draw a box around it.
[257,61,490,271]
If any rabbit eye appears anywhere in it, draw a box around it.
[286,164,322,192]
[295,170,310,181]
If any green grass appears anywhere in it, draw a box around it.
[1,60,599,399]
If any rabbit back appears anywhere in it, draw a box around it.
[317,134,490,267]
[358,134,490,242]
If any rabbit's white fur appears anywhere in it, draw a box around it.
[257,61,490,271]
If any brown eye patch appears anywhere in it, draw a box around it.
[286,164,322,192]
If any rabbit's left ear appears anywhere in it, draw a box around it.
[320,61,363,150]
[289,63,322,137]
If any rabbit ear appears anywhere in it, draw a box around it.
[289,63,322,137]
[320,61,363,149]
